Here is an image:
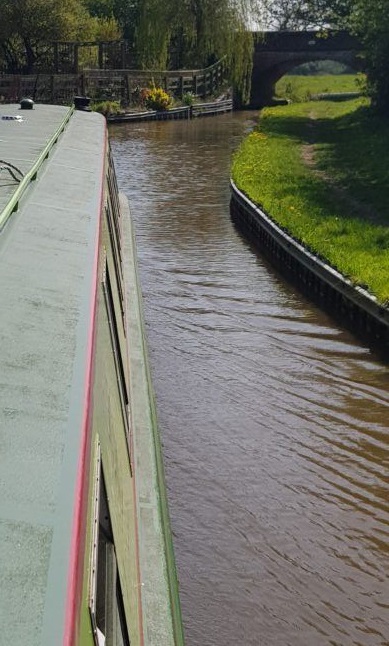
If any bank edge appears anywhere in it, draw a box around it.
[230,180,389,356]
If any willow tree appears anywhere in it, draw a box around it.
[187,0,255,102]
[131,0,255,100]
[133,0,174,68]
[85,0,256,97]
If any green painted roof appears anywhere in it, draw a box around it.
[0,104,106,645]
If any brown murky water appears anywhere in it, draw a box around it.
[110,113,389,646]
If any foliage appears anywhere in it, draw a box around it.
[83,0,116,19]
[257,0,353,30]
[351,0,389,115]
[182,91,195,106]
[138,87,151,105]
[0,0,121,72]
[91,99,121,115]
[232,98,389,303]
[127,0,169,68]
[120,0,254,100]
[170,0,254,101]
[91,16,122,40]
[0,0,254,99]
[111,0,141,45]
[144,86,172,110]
[228,28,254,105]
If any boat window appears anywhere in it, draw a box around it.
[102,260,129,440]
[107,156,122,263]
[89,449,131,646]
[108,149,120,214]
[106,200,125,323]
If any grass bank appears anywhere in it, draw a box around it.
[231,97,389,304]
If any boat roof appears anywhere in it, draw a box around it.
[0,103,106,645]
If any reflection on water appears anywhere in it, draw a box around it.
[110,113,389,646]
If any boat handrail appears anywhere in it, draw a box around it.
[0,105,74,233]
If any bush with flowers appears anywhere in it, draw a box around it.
[144,86,172,111]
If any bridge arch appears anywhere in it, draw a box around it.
[249,31,363,108]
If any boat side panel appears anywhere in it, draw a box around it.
[77,181,143,646]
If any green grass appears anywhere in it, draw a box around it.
[231,98,389,304]
[275,74,364,103]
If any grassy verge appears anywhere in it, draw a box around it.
[231,97,389,304]
[275,74,364,102]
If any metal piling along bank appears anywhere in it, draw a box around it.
[230,181,389,354]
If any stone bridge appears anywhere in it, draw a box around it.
[249,30,363,108]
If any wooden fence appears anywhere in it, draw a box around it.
[0,59,227,106]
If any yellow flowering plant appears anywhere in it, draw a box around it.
[144,87,172,111]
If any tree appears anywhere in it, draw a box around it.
[83,0,116,19]
[111,0,142,46]
[0,0,255,101]
[168,0,254,100]
[133,0,174,68]
[351,0,389,114]
[258,0,353,30]
[113,0,254,100]
[171,0,254,67]
[90,16,122,40]
[0,0,121,72]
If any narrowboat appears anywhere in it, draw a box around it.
[0,101,184,646]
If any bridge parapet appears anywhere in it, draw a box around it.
[254,31,362,52]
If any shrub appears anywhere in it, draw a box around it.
[139,87,152,106]
[91,100,120,116]
[182,91,195,106]
[144,87,172,111]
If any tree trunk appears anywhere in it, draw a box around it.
[23,37,36,73]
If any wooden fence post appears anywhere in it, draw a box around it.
[203,71,207,98]
[74,44,79,74]
[121,42,126,69]
[126,74,131,105]
[80,73,85,96]
[53,43,59,74]
[210,67,215,95]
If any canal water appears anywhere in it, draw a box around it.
[110,113,389,646]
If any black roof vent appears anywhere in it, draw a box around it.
[20,98,34,110]
[74,96,91,111]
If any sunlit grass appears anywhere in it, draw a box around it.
[275,74,364,102]
[231,98,389,304]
